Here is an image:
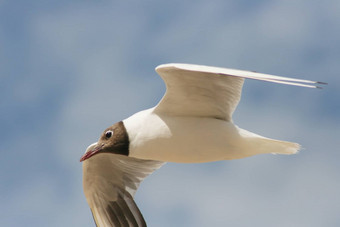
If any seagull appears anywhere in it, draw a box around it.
[80,63,325,227]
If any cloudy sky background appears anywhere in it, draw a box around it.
[1,0,340,226]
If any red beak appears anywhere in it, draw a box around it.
[80,144,103,162]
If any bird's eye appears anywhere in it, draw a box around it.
[105,130,113,139]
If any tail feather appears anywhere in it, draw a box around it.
[257,136,301,155]
[237,127,301,157]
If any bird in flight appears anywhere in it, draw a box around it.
[80,63,325,227]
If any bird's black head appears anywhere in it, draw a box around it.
[80,121,129,162]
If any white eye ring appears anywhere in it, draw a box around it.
[105,130,114,138]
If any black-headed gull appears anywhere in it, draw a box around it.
[80,63,325,226]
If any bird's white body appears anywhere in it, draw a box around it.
[124,108,299,163]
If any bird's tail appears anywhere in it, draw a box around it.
[254,135,300,155]
[237,127,301,156]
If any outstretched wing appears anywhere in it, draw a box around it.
[154,63,324,121]
[83,152,164,227]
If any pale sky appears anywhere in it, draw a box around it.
[1,1,339,226]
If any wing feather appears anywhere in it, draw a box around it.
[154,63,324,121]
[83,153,164,227]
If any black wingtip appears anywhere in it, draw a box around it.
[315,81,327,89]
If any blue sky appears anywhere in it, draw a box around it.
[1,0,339,226]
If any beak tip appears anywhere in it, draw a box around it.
[79,153,89,162]
[80,144,102,162]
